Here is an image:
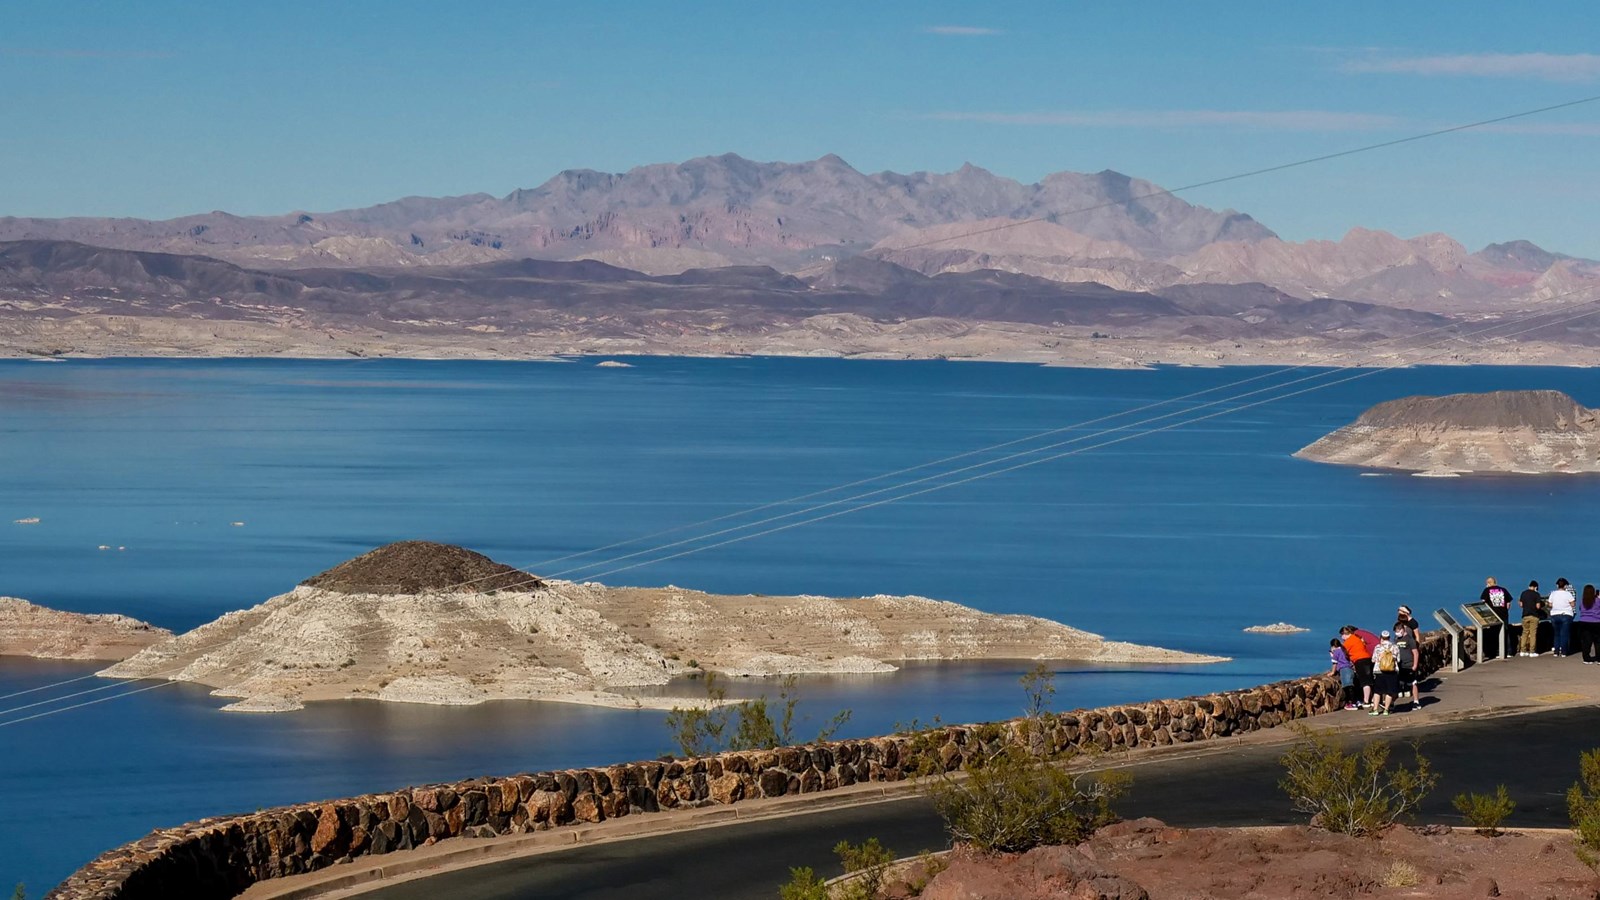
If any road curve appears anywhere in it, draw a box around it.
[362,706,1599,900]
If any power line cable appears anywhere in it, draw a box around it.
[888,94,1600,253]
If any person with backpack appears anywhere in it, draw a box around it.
[1481,577,1513,622]
[1370,631,1401,716]
[1550,578,1578,657]
[1518,581,1547,657]
[1578,584,1600,664]
[1329,638,1358,710]
[1340,625,1375,709]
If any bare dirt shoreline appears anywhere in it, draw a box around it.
[0,312,1590,369]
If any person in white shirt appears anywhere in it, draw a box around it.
[1549,578,1578,657]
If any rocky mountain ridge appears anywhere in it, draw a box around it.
[4,238,1499,365]
[0,155,1268,272]
[3,153,1592,312]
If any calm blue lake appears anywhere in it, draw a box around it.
[2,356,1596,892]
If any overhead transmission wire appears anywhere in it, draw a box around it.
[565,297,1600,584]
[7,286,1600,728]
[884,93,1600,254]
[6,93,1599,725]
[460,91,1600,584]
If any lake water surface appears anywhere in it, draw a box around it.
[4,357,1599,891]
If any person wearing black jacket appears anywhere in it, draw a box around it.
[1518,581,1547,657]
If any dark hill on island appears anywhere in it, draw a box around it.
[1297,390,1600,474]
[300,541,539,595]
[1353,390,1598,431]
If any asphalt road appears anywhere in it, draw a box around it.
[365,707,1599,900]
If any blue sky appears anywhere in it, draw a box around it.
[4,1,1600,255]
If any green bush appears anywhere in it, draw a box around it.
[667,673,851,758]
[12,883,25,900]
[1567,748,1600,868]
[1454,785,1515,836]
[832,838,896,900]
[1278,725,1436,836]
[777,866,828,900]
[775,839,898,900]
[929,745,1129,853]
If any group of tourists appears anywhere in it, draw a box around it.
[1480,576,1600,662]
[1328,604,1423,715]
[1324,575,1599,718]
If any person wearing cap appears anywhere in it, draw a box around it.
[1519,580,1547,657]
[1397,605,1420,633]
[1393,619,1420,710]
[1369,630,1401,716]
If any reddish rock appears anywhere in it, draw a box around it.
[571,793,604,824]
[310,805,349,858]
[709,773,743,804]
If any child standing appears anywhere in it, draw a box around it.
[1370,631,1401,716]
[1329,638,1357,710]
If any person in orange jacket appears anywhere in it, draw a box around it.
[1339,625,1374,709]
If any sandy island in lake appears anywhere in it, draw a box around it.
[1298,390,1600,475]
[93,542,1225,713]
[0,597,171,660]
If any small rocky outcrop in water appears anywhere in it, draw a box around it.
[1296,390,1600,474]
[299,540,540,594]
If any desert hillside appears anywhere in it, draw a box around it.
[0,597,171,661]
[100,541,1224,713]
[1296,389,1600,474]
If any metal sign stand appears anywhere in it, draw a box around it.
[1460,601,1507,662]
[1434,608,1466,672]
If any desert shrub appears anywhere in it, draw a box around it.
[1381,860,1421,888]
[930,745,1129,853]
[1567,748,1600,868]
[1454,785,1515,836]
[904,850,949,894]
[777,867,828,900]
[13,883,25,900]
[1278,724,1436,836]
[833,838,896,900]
[667,673,851,757]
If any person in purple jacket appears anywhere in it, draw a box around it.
[1578,584,1600,664]
[1330,638,1357,709]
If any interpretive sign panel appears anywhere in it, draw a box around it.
[1434,608,1467,672]
[1461,601,1502,628]
[1433,608,1464,634]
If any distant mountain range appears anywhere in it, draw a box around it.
[9,152,1588,313]
[4,153,1600,363]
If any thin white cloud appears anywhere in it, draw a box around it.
[1344,52,1600,82]
[922,25,1003,36]
[922,109,1404,131]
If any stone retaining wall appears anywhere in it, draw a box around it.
[46,630,1468,900]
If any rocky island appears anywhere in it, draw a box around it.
[1296,389,1600,475]
[0,597,171,660]
[99,541,1224,713]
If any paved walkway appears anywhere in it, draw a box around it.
[248,653,1600,900]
